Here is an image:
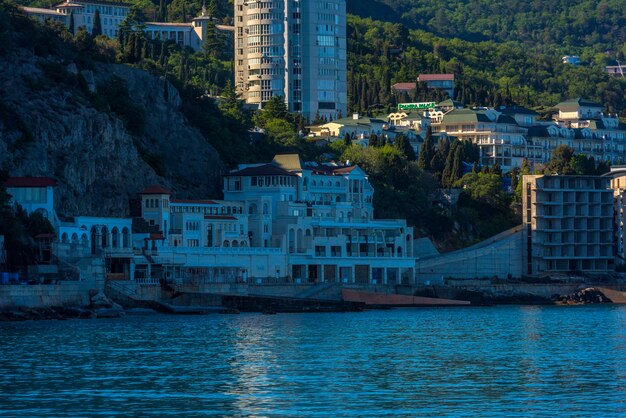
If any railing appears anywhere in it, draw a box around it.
[136,277,160,285]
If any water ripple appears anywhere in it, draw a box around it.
[1,306,626,416]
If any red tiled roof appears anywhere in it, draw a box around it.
[4,177,58,188]
[171,199,218,205]
[227,164,297,177]
[204,215,237,220]
[418,74,455,81]
[139,185,172,195]
[391,82,416,91]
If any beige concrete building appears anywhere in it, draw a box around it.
[234,0,347,120]
[522,175,614,275]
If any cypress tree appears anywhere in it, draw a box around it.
[202,20,220,58]
[134,34,143,62]
[442,140,459,188]
[369,133,378,147]
[418,126,434,170]
[69,11,75,35]
[395,134,416,160]
[344,133,351,147]
[159,40,166,66]
[451,146,463,185]
[92,9,102,36]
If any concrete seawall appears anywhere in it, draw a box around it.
[0,281,96,308]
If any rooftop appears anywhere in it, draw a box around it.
[272,154,302,172]
[55,0,131,8]
[418,74,455,81]
[310,165,358,176]
[438,99,464,108]
[21,6,66,15]
[4,177,58,188]
[145,22,194,28]
[391,82,416,91]
[228,163,296,177]
[555,98,603,110]
[440,109,492,124]
[331,116,387,127]
[496,105,538,116]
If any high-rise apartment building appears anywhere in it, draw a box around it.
[234,0,347,121]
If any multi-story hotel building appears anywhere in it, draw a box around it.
[424,99,626,172]
[234,0,347,121]
[522,175,614,275]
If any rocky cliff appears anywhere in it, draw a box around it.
[0,41,224,217]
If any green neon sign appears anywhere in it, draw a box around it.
[397,102,436,110]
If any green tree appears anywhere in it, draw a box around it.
[394,134,416,161]
[545,144,575,175]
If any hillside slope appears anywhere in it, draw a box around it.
[0,7,224,217]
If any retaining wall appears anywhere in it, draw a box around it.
[0,281,96,308]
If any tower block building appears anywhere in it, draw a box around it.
[234,0,347,121]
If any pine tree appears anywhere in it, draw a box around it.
[369,133,378,147]
[92,9,102,36]
[207,0,217,17]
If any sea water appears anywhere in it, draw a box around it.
[1,305,625,416]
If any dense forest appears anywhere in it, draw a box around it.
[347,0,626,52]
[347,14,626,116]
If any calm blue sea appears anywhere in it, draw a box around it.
[1,306,625,416]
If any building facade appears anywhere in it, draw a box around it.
[522,175,614,275]
[22,0,131,37]
[234,0,347,121]
[144,8,234,53]
[417,74,455,98]
[6,153,414,285]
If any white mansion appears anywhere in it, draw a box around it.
[22,0,233,52]
[6,154,415,285]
